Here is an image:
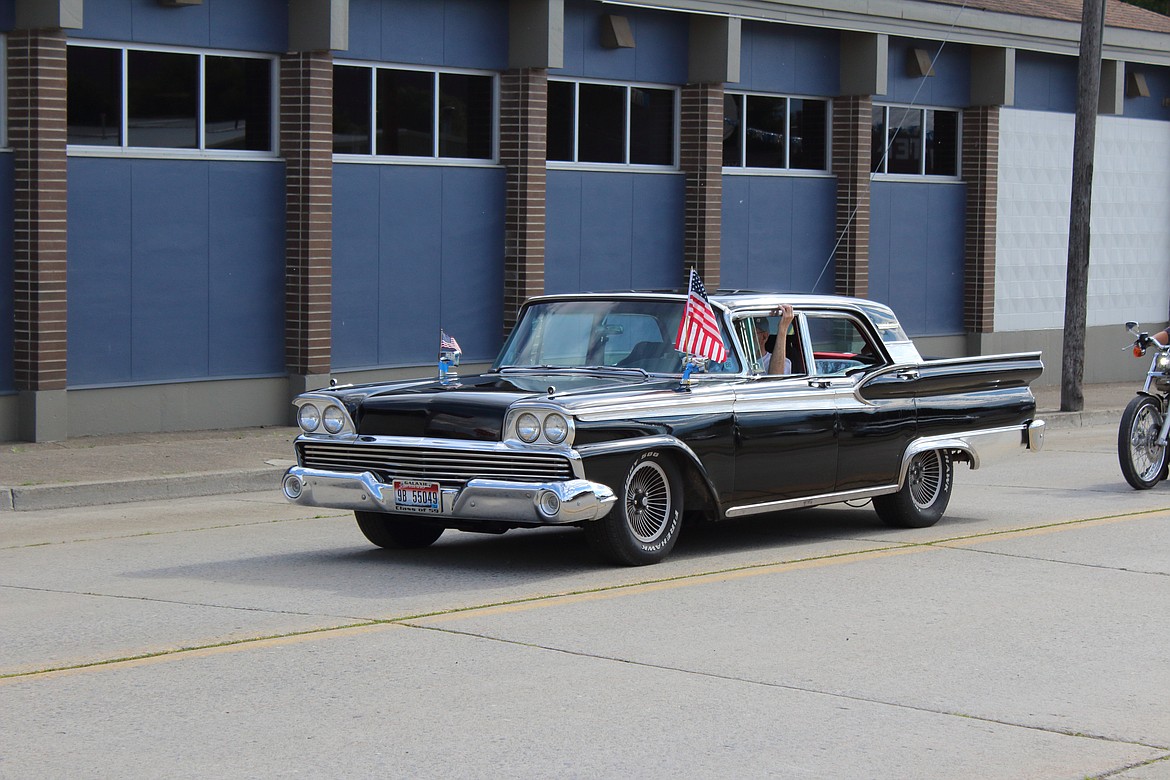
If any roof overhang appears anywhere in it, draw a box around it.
[600,0,1170,67]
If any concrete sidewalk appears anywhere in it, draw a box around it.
[0,382,1139,512]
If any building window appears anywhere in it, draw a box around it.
[722,93,829,171]
[547,79,677,167]
[871,105,960,177]
[67,43,275,153]
[333,63,495,161]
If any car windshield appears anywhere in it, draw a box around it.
[494,299,741,374]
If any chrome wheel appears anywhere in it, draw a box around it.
[908,451,945,510]
[625,460,672,543]
[1119,395,1167,490]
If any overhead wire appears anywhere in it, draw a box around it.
[809,0,973,294]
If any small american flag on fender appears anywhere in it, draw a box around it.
[440,330,461,353]
[674,269,727,363]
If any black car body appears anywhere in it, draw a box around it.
[282,292,1045,565]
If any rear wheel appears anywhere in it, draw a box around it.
[874,450,953,529]
[1118,395,1167,490]
[355,511,445,549]
[585,452,682,566]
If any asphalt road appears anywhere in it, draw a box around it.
[2,422,1170,779]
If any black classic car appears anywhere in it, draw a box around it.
[282,291,1045,565]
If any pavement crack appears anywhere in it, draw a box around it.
[400,621,1170,754]
[0,582,371,622]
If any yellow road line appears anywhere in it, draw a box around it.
[6,507,1169,682]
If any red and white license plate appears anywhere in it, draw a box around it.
[393,479,441,514]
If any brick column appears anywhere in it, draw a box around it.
[831,95,873,298]
[281,52,333,391]
[680,83,724,287]
[962,105,999,334]
[500,68,547,333]
[9,30,69,441]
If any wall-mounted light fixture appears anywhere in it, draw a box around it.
[1127,71,1150,98]
[907,47,934,78]
[157,0,202,6]
[601,14,635,49]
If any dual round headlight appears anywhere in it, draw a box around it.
[298,402,348,434]
[514,411,570,444]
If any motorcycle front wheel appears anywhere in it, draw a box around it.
[1118,394,1168,489]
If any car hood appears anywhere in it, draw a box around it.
[341,371,684,441]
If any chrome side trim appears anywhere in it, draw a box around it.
[898,423,1041,484]
[725,485,899,518]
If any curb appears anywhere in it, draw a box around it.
[0,468,285,512]
[1040,409,1120,431]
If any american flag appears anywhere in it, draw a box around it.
[440,330,461,353]
[674,269,727,363]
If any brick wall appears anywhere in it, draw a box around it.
[963,105,999,333]
[9,31,68,391]
[680,83,724,287]
[500,68,547,333]
[831,95,873,298]
[281,52,334,376]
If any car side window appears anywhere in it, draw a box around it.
[805,314,883,376]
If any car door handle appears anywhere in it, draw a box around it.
[895,368,920,380]
[808,379,833,389]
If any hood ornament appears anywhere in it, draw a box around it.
[439,329,462,385]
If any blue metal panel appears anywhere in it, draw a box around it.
[0,155,14,392]
[377,0,445,65]
[377,167,442,366]
[333,164,504,369]
[547,170,683,294]
[630,174,685,290]
[870,181,965,336]
[130,161,211,381]
[0,1,14,31]
[545,171,583,294]
[343,0,383,60]
[130,0,211,47]
[1014,51,1077,113]
[720,176,751,288]
[440,0,508,70]
[885,37,971,108]
[579,173,635,289]
[437,167,506,360]
[738,22,838,95]
[332,164,384,370]
[67,158,134,387]
[71,0,133,41]
[347,0,507,68]
[70,0,284,49]
[207,163,285,376]
[209,0,287,52]
[1125,66,1170,121]
[720,176,835,294]
[558,0,687,83]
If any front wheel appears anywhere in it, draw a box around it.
[584,452,683,566]
[355,511,445,549]
[1118,395,1167,490]
[873,450,953,529]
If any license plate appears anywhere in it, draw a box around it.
[393,479,441,514]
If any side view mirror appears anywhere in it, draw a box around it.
[1125,320,1139,334]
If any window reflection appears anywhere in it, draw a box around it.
[67,46,121,146]
[724,92,828,171]
[128,50,198,149]
[333,65,371,154]
[205,56,271,151]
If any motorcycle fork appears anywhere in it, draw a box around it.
[1158,396,1170,448]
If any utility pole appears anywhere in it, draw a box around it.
[1061,0,1106,412]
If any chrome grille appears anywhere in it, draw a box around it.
[298,441,574,488]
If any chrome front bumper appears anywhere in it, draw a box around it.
[282,466,617,525]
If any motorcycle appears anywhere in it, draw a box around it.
[1118,321,1170,489]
